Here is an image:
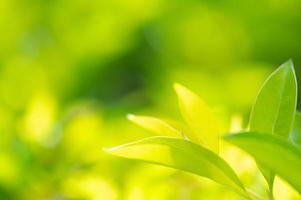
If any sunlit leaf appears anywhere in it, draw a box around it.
[105,136,248,198]
[249,60,297,188]
[127,114,182,137]
[250,60,297,138]
[290,112,301,149]
[225,132,301,194]
[174,83,219,153]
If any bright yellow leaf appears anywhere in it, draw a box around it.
[127,114,182,137]
[174,83,220,153]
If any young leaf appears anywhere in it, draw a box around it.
[163,119,200,141]
[249,60,297,189]
[127,114,182,137]
[105,136,248,198]
[250,60,297,138]
[225,132,301,194]
[174,83,220,153]
[290,112,301,149]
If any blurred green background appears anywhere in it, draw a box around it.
[1,0,301,199]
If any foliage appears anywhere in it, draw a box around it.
[106,60,301,199]
[1,1,301,199]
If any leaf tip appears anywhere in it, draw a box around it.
[280,59,295,72]
[103,146,121,154]
[173,82,193,99]
[286,58,294,67]
[127,113,135,120]
[102,147,112,153]
[173,82,184,93]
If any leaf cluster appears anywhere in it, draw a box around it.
[105,60,300,200]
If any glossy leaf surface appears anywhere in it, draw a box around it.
[127,114,182,137]
[250,60,297,138]
[174,83,220,153]
[249,60,297,188]
[105,136,247,197]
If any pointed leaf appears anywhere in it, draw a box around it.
[249,60,297,188]
[127,114,182,137]
[250,60,297,138]
[174,83,219,153]
[290,112,301,149]
[105,136,248,198]
[225,132,301,194]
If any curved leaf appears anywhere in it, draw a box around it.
[225,132,301,194]
[127,114,182,137]
[105,136,248,198]
[249,60,297,188]
[174,83,220,153]
[250,60,297,138]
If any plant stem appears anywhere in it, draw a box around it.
[268,176,275,200]
[268,187,274,200]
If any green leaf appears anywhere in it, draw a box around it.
[249,60,297,138]
[105,136,248,198]
[225,132,301,194]
[249,60,297,189]
[174,83,220,153]
[127,114,197,140]
[290,112,301,149]
[127,114,183,137]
